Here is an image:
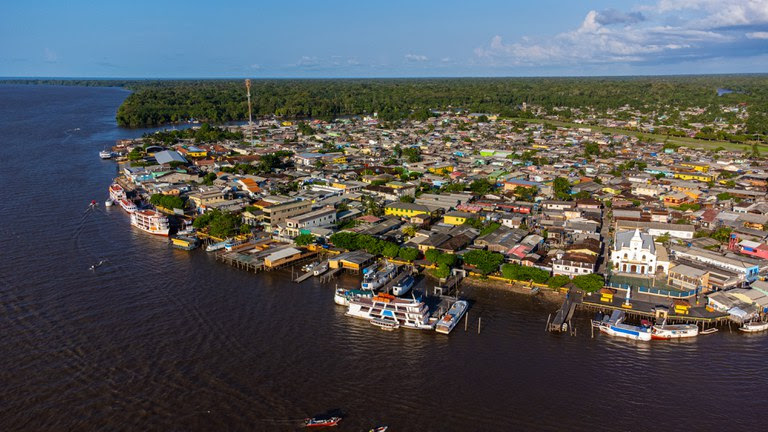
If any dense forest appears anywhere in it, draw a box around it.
[2,76,767,134]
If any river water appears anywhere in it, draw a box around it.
[1,84,766,431]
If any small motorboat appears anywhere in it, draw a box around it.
[700,328,719,335]
[371,317,399,331]
[105,199,113,207]
[90,200,97,208]
[740,321,768,333]
[99,149,112,159]
[369,427,388,432]
[304,416,341,428]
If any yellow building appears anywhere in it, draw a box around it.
[332,155,347,164]
[602,187,622,195]
[674,172,715,182]
[442,211,474,226]
[384,203,430,218]
[428,164,454,175]
[681,162,709,173]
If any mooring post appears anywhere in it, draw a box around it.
[478,317,482,334]
[465,312,469,332]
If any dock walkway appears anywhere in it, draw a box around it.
[548,289,582,332]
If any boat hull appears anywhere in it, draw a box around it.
[599,323,652,341]
[651,324,699,340]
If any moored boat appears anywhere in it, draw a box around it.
[347,293,434,330]
[361,262,397,290]
[392,275,415,296]
[108,183,126,202]
[171,235,199,250]
[598,310,652,341]
[740,321,768,333]
[334,288,374,306]
[99,149,113,159]
[104,199,113,207]
[118,198,137,213]
[371,317,399,331]
[130,209,170,236]
[651,321,699,340]
[435,300,469,335]
[205,240,230,252]
[304,416,341,428]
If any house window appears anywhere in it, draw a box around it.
[623,253,628,259]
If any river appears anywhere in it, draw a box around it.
[0,84,766,431]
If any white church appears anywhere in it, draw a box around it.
[611,229,669,275]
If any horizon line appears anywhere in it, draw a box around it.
[2,72,768,81]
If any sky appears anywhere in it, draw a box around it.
[1,0,767,78]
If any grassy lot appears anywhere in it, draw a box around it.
[510,117,768,153]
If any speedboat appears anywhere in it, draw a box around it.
[740,321,768,333]
[304,416,341,428]
[369,427,388,432]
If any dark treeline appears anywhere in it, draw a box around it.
[3,76,768,133]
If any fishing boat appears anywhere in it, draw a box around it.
[313,261,329,276]
[361,262,397,290]
[392,275,415,296]
[700,328,719,335]
[334,288,374,306]
[347,293,434,330]
[130,209,170,236]
[304,416,341,428]
[302,261,318,272]
[118,198,138,213]
[739,321,768,333]
[99,149,113,159]
[435,300,469,335]
[598,310,652,341]
[108,183,126,202]
[651,321,699,340]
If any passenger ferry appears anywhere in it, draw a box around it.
[346,293,434,330]
[361,262,397,290]
[333,288,374,306]
[651,321,699,340]
[108,183,126,202]
[130,209,170,236]
[435,300,469,335]
[597,310,651,341]
[118,198,138,213]
[392,275,415,296]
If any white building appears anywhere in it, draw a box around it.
[284,207,337,238]
[611,229,668,275]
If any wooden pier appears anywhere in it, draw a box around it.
[547,289,582,333]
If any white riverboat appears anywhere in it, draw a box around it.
[334,288,374,306]
[597,310,652,341]
[435,300,468,335]
[347,293,434,330]
[118,198,137,213]
[130,209,170,236]
[108,183,126,202]
[361,262,397,290]
[740,321,768,333]
[392,275,415,296]
[651,321,699,340]
[99,149,113,159]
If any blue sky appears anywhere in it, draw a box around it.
[1,0,767,77]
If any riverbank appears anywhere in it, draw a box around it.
[459,276,564,304]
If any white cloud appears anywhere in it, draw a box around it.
[746,31,768,39]
[296,56,319,67]
[474,1,758,68]
[249,63,261,70]
[404,54,428,62]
